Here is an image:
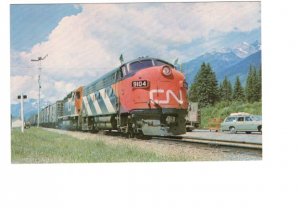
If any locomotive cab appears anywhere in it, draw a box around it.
[58,86,83,130]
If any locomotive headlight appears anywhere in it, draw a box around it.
[161,65,172,76]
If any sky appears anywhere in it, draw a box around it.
[10,2,261,104]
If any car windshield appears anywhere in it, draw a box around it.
[225,117,236,122]
[252,115,262,121]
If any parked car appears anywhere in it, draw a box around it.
[220,113,262,134]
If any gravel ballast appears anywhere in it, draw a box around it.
[44,128,262,161]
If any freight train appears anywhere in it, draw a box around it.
[28,57,189,137]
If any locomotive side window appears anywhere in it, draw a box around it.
[68,99,71,111]
[76,91,81,99]
[121,65,128,77]
[115,70,122,80]
[129,60,153,72]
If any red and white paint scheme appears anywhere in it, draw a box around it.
[113,60,188,113]
[112,57,189,136]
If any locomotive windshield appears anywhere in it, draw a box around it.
[154,59,172,67]
[129,60,153,72]
[122,58,175,77]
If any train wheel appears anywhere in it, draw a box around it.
[127,129,135,138]
[125,123,135,138]
[91,128,99,134]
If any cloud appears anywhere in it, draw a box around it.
[11,2,260,103]
[11,74,80,103]
[11,75,37,103]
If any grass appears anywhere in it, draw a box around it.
[11,128,186,163]
[200,101,262,128]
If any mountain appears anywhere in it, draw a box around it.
[181,41,261,85]
[222,50,261,84]
[182,51,242,84]
[11,98,50,121]
[233,40,261,58]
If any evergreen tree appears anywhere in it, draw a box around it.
[206,63,219,105]
[258,66,262,101]
[189,63,206,102]
[218,82,223,102]
[219,76,233,102]
[233,76,245,101]
[253,68,260,101]
[246,65,260,103]
[188,62,219,107]
[246,66,254,102]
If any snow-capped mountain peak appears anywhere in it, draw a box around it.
[204,41,261,59]
[181,40,261,85]
[242,41,250,46]
[233,41,261,58]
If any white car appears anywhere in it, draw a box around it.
[220,113,262,134]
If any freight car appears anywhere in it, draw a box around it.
[186,102,200,132]
[28,114,37,126]
[32,57,189,137]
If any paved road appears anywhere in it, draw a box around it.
[182,129,262,144]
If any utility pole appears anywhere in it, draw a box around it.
[17,93,27,133]
[31,54,48,128]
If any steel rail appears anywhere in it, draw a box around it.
[153,136,262,150]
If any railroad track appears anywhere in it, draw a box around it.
[82,129,262,150]
[103,130,262,151]
[157,135,262,150]
[43,128,262,159]
[146,136,262,158]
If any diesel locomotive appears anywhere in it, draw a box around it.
[29,57,189,137]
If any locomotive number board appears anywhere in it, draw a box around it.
[132,80,149,88]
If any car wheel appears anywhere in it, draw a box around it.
[258,126,262,133]
[229,126,236,134]
[186,128,192,132]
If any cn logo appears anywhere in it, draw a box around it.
[150,89,183,104]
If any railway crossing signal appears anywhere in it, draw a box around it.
[17,95,27,99]
[17,93,27,133]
